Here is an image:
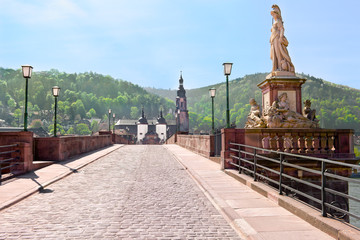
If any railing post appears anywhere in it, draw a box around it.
[279,153,283,195]
[321,161,327,217]
[253,149,257,181]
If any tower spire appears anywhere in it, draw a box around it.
[179,71,183,86]
[177,71,186,98]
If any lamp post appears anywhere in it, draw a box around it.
[108,109,111,132]
[112,113,115,133]
[209,88,216,134]
[176,109,180,133]
[52,86,60,137]
[223,63,233,128]
[21,65,33,131]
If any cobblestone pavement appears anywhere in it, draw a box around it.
[0,145,241,239]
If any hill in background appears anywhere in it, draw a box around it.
[0,67,175,135]
[0,66,359,134]
[145,73,360,133]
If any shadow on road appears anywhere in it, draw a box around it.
[17,172,54,194]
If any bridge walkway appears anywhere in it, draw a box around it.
[0,144,336,239]
[165,144,334,240]
[0,145,239,239]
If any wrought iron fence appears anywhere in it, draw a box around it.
[0,144,20,185]
[229,142,360,223]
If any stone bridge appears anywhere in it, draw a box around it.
[1,144,358,239]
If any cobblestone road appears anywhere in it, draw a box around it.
[0,145,241,239]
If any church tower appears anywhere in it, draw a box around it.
[176,72,189,133]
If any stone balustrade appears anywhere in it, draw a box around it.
[222,128,355,163]
[260,130,336,155]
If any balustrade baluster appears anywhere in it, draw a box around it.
[305,133,313,154]
[291,134,299,154]
[313,133,320,154]
[284,133,292,153]
[277,135,284,151]
[269,133,277,151]
[298,135,306,153]
[262,133,270,150]
[320,133,327,154]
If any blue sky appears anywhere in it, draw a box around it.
[0,0,359,90]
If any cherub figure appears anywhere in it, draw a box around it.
[245,98,266,128]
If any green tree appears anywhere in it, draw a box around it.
[67,127,75,135]
[130,106,139,119]
[76,123,91,135]
[7,98,16,110]
[198,116,212,133]
[91,120,99,133]
[74,99,86,119]
[30,119,42,128]
[14,108,22,127]
[0,80,8,104]
[87,108,96,118]
[48,124,65,135]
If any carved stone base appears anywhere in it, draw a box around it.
[266,71,296,78]
[258,74,306,115]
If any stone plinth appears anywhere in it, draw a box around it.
[258,74,306,114]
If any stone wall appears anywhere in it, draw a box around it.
[34,135,112,161]
[166,134,176,144]
[112,134,134,144]
[176,134,214,158]
[0,132,33,173]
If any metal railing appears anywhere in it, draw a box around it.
[0,144,20,185]
[229,142,360,223]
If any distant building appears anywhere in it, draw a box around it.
[176,72,189,133]
[114,108,176,144]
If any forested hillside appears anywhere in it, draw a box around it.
[0,67,174,135]
[146,73,360,133]
[1,66,359,135]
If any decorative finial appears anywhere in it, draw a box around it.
[179,71,184,85]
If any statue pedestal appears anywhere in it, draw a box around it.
[258,72,306,115]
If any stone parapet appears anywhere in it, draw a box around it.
[0,132,34,175]
[34,135,112,161]
[112,134,134,144]
[166,134,177,144]
[176,134,214,158]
